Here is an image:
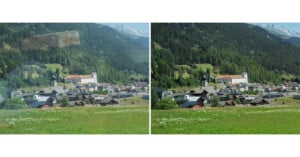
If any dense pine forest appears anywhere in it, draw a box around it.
[0,23,149,89]
[152,23,300,89]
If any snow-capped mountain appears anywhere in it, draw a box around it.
[101,23,148,38]
[258,24,300,38]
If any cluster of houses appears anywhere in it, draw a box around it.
[156,71,300,108]
[10,72,149,108]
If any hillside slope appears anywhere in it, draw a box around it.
[0,23,149,85]
[152,23,300,88]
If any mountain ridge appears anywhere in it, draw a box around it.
[256,23,300,47]
[257,24,300,38]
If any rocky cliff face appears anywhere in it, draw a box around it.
[21,30,80,51]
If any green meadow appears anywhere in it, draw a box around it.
[0,98,148,134]
[152,98,300,134]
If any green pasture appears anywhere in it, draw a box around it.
[152,98,300,134]
[0,99,148,134]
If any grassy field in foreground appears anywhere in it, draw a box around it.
[152,99,300,134]
[0,103,148,134]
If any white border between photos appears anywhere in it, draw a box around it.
[1,0,300,22]
[0,135,300,157]
[149,23,152,135]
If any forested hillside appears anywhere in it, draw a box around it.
[152,23,300,89]
[0,23,149,88]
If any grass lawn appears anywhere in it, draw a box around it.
[175,63,216,79]
[45,63,63,73]
[152,99,300,134]
[195,63,214,72]
[0,102,148,134]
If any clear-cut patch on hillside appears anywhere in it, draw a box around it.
[21,30,80,51]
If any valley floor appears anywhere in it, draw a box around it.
[152,99,300,134]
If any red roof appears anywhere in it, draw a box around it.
[217,75,243,79]
[65,75,93,79]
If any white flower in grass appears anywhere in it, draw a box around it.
[8,121,15,128]
[158,121,166,128]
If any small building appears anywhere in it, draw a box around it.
[11,91,23,99]
[155,88,173,99]
[202,79,208,87]
[29,101,50,108]
[184,94,200,102]
[201,86,217,94]
[85,84,98,92]
[33,94,50,102]
[180,101,202,109]
[293,95,300,99]
[172,93,188,104]
[65,72,97,85]
[250,98,269,106]
[142,94,149,100]
[225,100,236,106]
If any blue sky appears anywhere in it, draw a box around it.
[258,23,300,33]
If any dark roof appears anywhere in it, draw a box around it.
[231,91,241,95]
[67,89,78,95]
[79,90,90,95]
[251,98,269,104]
[180,101,198,108]
[142,95,149,100]
[190,90,208,96]
[201,90,209,94]
[293,95,300,99]
[190,93,202,96]
[29,101,47,108]
[217,91,226,95]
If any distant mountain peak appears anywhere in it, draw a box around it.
[101,24,148,38]
[258,24,300,38]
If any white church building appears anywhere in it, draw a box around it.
[217,71,248,84]
[65,72,98,84]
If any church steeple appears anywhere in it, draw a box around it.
[91,71,97,84]
[242,71,248,84]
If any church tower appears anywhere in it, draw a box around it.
[91,71,98,84]
[242,71,248,84]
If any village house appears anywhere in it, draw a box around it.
[65,72,97,85]
[155,88,173,99]
[293,95,300,99]
[217,71,248,85]
[250,97,270,106]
